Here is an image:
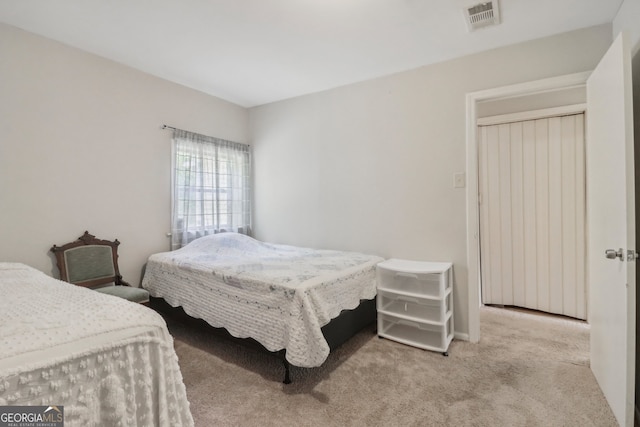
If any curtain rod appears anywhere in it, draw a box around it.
[161,124,250,147]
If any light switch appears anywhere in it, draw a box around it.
[454,172,465,188]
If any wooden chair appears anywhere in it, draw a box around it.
[51,231,149,304]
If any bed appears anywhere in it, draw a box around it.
[141,233,384,379]
[0,262,194,427]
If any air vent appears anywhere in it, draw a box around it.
[464,1,500,32]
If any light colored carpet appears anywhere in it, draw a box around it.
[166,306,617,427]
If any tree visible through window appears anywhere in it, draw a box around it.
[171,129,251,249]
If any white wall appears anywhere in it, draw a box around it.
[249,25,613,336]
[0,21,617,336]
[0,23,249,285]
[614,0,640,54]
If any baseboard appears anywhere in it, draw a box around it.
[454,331,470,342]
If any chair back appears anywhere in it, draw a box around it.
[51,231,125,288]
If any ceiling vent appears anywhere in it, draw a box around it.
[464,1,500,32]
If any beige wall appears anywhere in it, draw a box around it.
[249,25,613,336]
[614,0,640,54]
[0,21,617,336]
[0,23,249,285]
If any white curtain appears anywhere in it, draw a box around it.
[171,129,251,249]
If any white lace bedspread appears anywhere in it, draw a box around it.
[0,263,194,427]
[142,233,383,367]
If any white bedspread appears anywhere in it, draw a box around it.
[0,263,193,427]
[142,233,383,367]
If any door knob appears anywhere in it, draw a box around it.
[605,248,624,260]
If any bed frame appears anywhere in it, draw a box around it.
[150,296,377,383]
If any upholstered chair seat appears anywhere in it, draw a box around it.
[94,284,150,304]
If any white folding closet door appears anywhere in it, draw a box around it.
[478,114,586,319]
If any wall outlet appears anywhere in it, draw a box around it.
[454,172,466,188]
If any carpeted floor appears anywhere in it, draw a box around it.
[165,306,617,427]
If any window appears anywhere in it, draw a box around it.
[171,129,251,249]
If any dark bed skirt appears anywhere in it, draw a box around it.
[148,296,377,381]
[322,297,377,351]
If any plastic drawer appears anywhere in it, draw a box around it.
[378,291,450,324]
[377,268,447,298]
[378,313,451,352]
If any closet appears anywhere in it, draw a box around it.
[478,113,586,319]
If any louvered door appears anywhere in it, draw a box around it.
[478,114,586,319]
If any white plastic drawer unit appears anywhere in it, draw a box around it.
[376,259,454,355]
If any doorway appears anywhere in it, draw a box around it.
[467,34,636,425]
[465,71,591,342]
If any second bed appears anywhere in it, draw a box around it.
[141,233,383,375]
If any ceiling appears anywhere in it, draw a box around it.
[0,0,623,107]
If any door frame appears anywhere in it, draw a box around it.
[465,71,591,342]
